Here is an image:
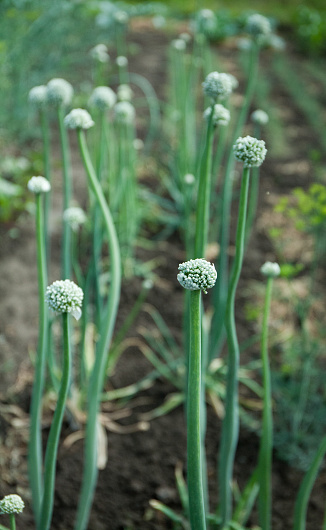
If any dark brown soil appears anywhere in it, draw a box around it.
[1,19,326,530]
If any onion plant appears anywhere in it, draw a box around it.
[28,86,51,252]
[40,280,84,530]
[27,176,51,526]
[258,261,281,530]
[218,136,267,528]
[64,108,121,530]
[177,258,217,530]
[0,495,24,530]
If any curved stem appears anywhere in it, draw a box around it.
[40,108,51,256]
[258,276,274,530]
[28,192,48,526]
[218,166,251,528]
[188,290,207,530]
[293,436,326,530]
[210,42,260,362]
[39,312,71,530]
[74,129,121,530]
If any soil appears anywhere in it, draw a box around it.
[1,19,326,530]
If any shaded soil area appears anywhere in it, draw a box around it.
[1,20,326,530]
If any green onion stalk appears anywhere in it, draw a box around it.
[63,109,121,530]
[245,110,269,245]
[46,77,74,280]
[258,261,281,530]
[209,40,261,362]
[218,136,267,528]
[178,259,217,530]
[293,436,326,530]
[27,177,51,526]
[39,280,84,530]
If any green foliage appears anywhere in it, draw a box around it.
[273,334,326,470]
[275,183,326,233]
[293,6,326,55]
[0,155,35,222]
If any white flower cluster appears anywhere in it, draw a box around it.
[177,259,217,294]
[251,109,269,125]
[90,44,110,63]
[28,85,48,107]
[63,207,87,231]
[204,104,230,127]
[114,10,128,24]
[47,78,73,107]
[116,56,128,67]
[27,176,51,194]
[172,39,186,51]
[233,136,267,168]
[64,109,94,130]
[202,72,234,101]
[246,14,271,37]
[260,261,281,278]
[88,86,117,110]
[114,101,135,124]
[117,84,133,102]
[45,280,84,320]
[0,495,24,515]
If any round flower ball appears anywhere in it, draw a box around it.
[47,78,73,107]
[45,280,84,320]
[64,108,94,130]
[90,44,110,63]
[177,258,217,294]
[117,84,133,102]
[116,56,128,68]
[88,86,117,110]
[202,71,233,101]
[233,136,267,168]
[251,109,269,125]
[204,104,230,127]
[260,261,281,278]
[27,176,51,194]
[114,101,135,124]
[63,207,87,231]
[246,14,271,37]
[28,85,47,107]
[0,494,24,515]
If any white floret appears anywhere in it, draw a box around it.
[0,494,25,515]
[63,207,87,231]
[45,280,84,320]
[233,136,267,168]
[202,71,233,101]
[28,85,47,107]
[251,109,269,125]
[88,86,117,110]
[204,104,230,127]
[47,78,73,107]
[260,261,281,278]
[90,44,110,63]
[27,176,51,194]
[64,109,94,130]
[177,258,217,294]
[246,14,271,37]
[114,101,135,124]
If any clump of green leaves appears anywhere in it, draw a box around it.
[293,6,326,56]
[276,183,326,232]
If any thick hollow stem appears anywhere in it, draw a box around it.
[9,514,16,530]
[39,312,71,530]
[28,192,48,525]
[74,129,121,530]
[218,166,251,527]
[258,276,274,530]
[58,105,72,279]
[187,290,207,530]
